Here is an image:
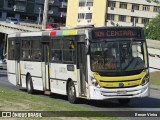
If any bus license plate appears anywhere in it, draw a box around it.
[117,90,127,95]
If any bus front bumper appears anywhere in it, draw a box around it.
[89,83,149,100]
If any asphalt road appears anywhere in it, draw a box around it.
[0,69,160,119]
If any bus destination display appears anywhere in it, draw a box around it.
[92,28,143,39]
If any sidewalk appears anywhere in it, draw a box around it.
[150,85,160,90]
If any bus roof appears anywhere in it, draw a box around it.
[8,26,144,38]
[7,26,91,38]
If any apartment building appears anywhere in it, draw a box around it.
[49,0,68,23]
[66,0,160,27]
[0,0,67,23]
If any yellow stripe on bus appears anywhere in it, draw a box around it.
[94,71,146,87]
[99,80,141,88]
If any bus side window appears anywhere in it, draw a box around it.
[31,39,41,60]
[21,40,31,60]
[51,38,62,62]
[52,50,62,61]
[22,50,29,59]
[8,40,15,60]
[69,40,74,61]
[31,50,41,60]
[63,39,75,62]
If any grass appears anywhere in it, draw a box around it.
[0,87,123,120]
[150,71,160,87]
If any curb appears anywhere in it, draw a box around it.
[150,86,160,91]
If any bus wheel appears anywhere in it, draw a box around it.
[118,99,131,105]
[67,81,77,103]
[26,75,34,94]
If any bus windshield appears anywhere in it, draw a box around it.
[90,40,148,72]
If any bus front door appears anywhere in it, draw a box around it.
[42,43,50,91]
[77,43,87,96]
[15,42,21,85]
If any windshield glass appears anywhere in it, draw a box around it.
[90,40,148,72]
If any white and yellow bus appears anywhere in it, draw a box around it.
[7,26,149,104]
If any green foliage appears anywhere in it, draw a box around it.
[151,0,160,4]
[143,11,160,40]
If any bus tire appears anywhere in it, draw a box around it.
[67,81,77,104]
[26,75,34,94]
[118,99,131,105]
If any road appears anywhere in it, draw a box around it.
[0,69,160,119]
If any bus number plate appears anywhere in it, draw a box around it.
[117,90,127,95]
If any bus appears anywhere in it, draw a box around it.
[7,26,149,104]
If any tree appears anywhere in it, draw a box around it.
[151,0,160,4]
[144,12,160,40]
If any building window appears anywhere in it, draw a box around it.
[78,13,85,19]
[28,0,34,2]
[86,0,93,6]
[85,13,92,19]
[142,18,149,24]
[154,6,160,12]
[107,14,115,20]
[108,1,116,7]
[120,2,127,9]
[131,17,138,23]
[8,0,14,8]
[0,12,2,18]
[143,5,150,11]
[79,2,85,7]
[86,2,93,6]
[59,0,65,2]
[119,15,126,22]
[132,4,139,10]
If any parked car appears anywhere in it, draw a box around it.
[6,17,20,25]
[46,22,60,30]
[0,60,7,69]
[0,59,7,70]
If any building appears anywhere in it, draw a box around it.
[49,0,67,23]
[0,0,67,24]
[66,0,160,27]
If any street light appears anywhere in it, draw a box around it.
[38,7,41,25]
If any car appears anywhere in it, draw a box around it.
[46,22,60,30]
[0,59,7,69]
[6,17,20,25]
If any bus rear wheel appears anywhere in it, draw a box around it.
[26,75,34,94]
[67,81,77,104]
[118,99,131,105]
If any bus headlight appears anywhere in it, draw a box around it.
[141,70,149,86]
[90,76,100,88]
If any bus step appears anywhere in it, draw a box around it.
[44,91,51,95]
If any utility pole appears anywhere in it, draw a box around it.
[38,7,41,25]
[42,0,49,30]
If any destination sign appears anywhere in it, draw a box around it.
[91,28,144,39]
